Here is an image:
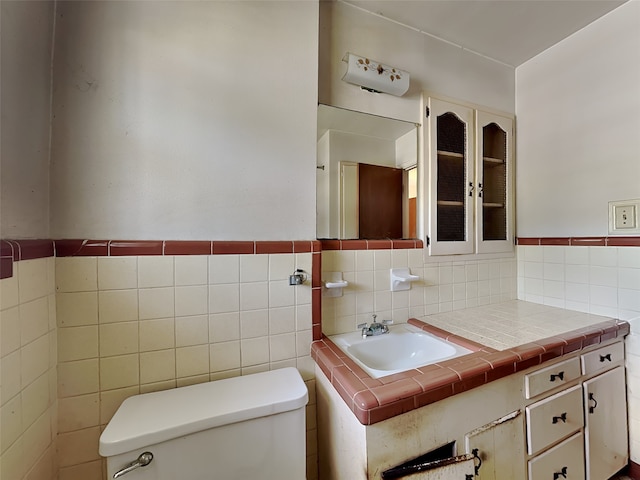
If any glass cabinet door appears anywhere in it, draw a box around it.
[476,111,513,253]
[428,98,474,255]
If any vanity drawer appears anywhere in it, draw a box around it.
[524,357,581,399]
[526,384,583,456]
[528,432,585,480]
[581,341,624,375]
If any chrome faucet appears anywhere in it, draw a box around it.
[358,315,392,338]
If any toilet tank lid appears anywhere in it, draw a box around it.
[99,367,308,457]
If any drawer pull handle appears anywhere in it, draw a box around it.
[552,413,567,424]
[549,371,564,382]
[472,448,482,475]
[600,353,612,362]
[588,393,598,414]
[553,466,568,479]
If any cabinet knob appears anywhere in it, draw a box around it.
[553,466,568,479]
[552,412,567,424]
[468,182,474,197]
[549,371,565,382]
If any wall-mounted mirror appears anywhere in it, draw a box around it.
[316,104,419,240]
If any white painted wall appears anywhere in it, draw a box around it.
[515,0,640,237]
[319,1,515,125]
[515,1,640,465]
[0,1,54,238]
[50,1,319,240]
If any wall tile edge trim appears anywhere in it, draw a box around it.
[0,238,425,268]
[320,239,424,250]
[516,236,640,247]
[0,239,54,278]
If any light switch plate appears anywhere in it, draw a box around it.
[609,199,640,234]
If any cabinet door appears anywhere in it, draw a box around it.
[464,410,525,480]
[583,367,628,480]
[427,98,475,255]
[475,111,513,254]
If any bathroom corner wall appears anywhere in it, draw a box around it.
[0,256,58,480]
[54,250,318,480]
[321,242,517,336]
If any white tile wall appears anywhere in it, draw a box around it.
[322,250,517,335]
[517,244,640,463]
[517,246,640,320]
[0,258,58,480]
[54,253,317,480]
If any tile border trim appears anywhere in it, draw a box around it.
[320,239,424,250]
[516,236,640,247]
[0,238,424,278]
[0,239,55,279]
[312,318,629,425]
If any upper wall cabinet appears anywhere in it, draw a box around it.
[425,96,514,256]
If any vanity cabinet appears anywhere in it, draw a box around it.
[523,341,628,480]
[425,96,513,256]
[316,332,628,480]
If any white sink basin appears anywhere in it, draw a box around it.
[329,323,472,378]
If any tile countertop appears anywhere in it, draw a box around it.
[311,300,630,425]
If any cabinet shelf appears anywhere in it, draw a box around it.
[437,201,464,207]
[437,150,464,160]
[483,156,505,166]
[482,203,504,208]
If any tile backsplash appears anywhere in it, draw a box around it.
[321,247,517,335]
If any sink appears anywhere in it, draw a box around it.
[329,323,472,378]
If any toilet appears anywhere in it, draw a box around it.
[99,367,308,479]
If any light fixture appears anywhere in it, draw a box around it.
[341,52,410,96]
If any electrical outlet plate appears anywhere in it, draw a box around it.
[609,199,640,235]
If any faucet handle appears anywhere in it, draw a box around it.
[357,322,368,330]
[382,319,393,325]
[371,314,377,322]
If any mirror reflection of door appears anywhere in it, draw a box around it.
[359,164,403,239]
[407,167,417,238]
[341,162,411,239]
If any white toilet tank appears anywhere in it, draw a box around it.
[99,367,308,480]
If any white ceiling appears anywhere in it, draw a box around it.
[343,0,627,67]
